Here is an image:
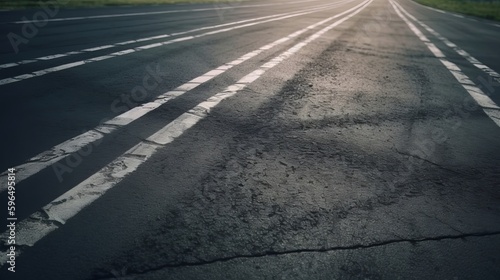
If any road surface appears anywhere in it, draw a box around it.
[0,0,500,279]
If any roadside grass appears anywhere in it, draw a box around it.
[414,0,500,21]
[0,0,243,9]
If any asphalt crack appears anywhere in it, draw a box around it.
[94,231,500,279]
[394,148,462,175]
[418,211,465,234]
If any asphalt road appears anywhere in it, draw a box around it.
[0,0,500,279]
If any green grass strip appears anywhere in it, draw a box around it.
[414,0,500,21]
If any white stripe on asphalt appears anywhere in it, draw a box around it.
[405,0,500,28]
[7,0,330,24]
[0,3,338,70]
[394,1,500,84]
[390,0,500,127]
[0,0,372,265]
[0,1,351,86]
[0,0,362,193]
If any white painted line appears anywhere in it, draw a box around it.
[394,1,500,83]
[0,78,17,85]
[430,7,445,14]
[38,54,69,60]
[0,130,108,188]
[390,0,500,127]
[0,2,343,70]
[408,1,446,15]
[407,0,500,28]
[8,0,329,24]
[0,1,351,85]
[0,0,372,264]
[425,42,444,58]
[0,0,363,193]
[0,62,17,68]
[0,9,298,69]
[82,45,114,52]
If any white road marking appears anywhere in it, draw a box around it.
[0,0,372,265]
[425,42,444,57]
[82,45,114,52]
[2,2,346,69]
[0,5,324,69]
[430,7,445,14]
[0,1,351,86]
[0,63,17,68]
[408,1,445,14]
[7,0,330,24]
[0,0,362,193]
[394,1,500,83]
[405,0,500,28]
[390,0,500,127]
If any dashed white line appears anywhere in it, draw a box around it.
[0,1,351,86]
[427,6,445,14]
[0,0,372,265]
[0,0,362,193]
[0,6,322,69]
[394,1,500,83]
[407,0,500,28]
[390,0,500,127]
[8,0,331,24]
[425,42,444,57]
[82,45,115,52]
[0,63,17,68]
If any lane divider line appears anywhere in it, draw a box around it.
[0,0,351,86]
[0,0,361,192]
[0,0,372,265]
[0,1,342,70]
[394,0,500,84]
[6,0,332,24]
[390,0,500,128]
[406,0,500,28]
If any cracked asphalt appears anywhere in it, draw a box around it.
[94,12,500,278]
[0,0,499,279]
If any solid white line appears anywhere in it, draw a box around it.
[407,1,446,15]
[0,0,361,193]
[390,0,500,128]
[0,0,372,265]
[407,0,500,28]
[8,0,328,24]
[429,7,445,14]
[394,1,500,83]
[0,1,350,85]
